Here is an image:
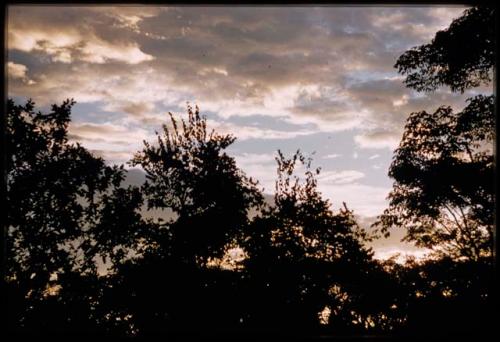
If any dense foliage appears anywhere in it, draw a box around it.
[5,98,493,339]
[4,5,495,340]
[395,7,495,92]
[377,96,495,261]
[378,6,495,263]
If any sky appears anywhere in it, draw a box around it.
[8,5,487,260]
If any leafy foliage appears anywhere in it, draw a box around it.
[376,95,494,260]
[130,104,263,263]
[5,99,149,334]
[381,256,494,336]
[395,7,495,92]
[244,150,372,264]
[240,150,381,332]
[3,97,494,337]
[379,6,496,262]
[6,21,495,333]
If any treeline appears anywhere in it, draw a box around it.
[4,6,495,340]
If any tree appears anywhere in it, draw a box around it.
[377,6,496,261]
[377,96,494,260]
[5,99,148,335]
[241,150,386,332]
[130,104,263,264]
[101,105,264,336]
[395,6,495,93]
[381,255,494,337]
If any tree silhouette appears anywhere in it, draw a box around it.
[5,98,148,336]
[97,105,265,336]
[376,96,494,261]
[371,5,496,339]
[377,6,496,262]
[130,104,263,264]
[395,6,495,93]
[240,150,396,334]
[5,92,494,338]
[96,113,391,337]
[5,7,495,336]
[380,255,494,337]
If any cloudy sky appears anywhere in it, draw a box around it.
[8,5,487,259]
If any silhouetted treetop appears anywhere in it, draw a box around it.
[6,5,497,332]
[395,7,495,93]
[131,104,263,262]
[381,5,496,262]
[6,99,119,279]
[5,98,156,335]
[244,150,372,265]
[376,95,494,261]
[239,150,395,332]
[5,95,494,338]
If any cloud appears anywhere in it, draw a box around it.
[8,7,154,65]
[233,152,277,165]
[288,85,363,131]
[89,149,136,165]
[102,100,157,121]
[10,30,154,65]
[7,6,472,136]
[7,6,481,201]
[231,151,388,217]
[232,152,278,192]
[8,61,28,78]
[231,150,387,216]
[372,247,431,262]
[322,153,342,159]
[353,214,432,262]
[318,170,365,185]
[206,119,317,141]
[318,183,390,217]
[68,121,150,165]
[354,130,401,150]
[80,40,154,64]
[8,61,36,84]
[101,6,163,33]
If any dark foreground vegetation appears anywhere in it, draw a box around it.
[3,6,496,341]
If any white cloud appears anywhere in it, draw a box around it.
[68,122,150,165]
[206,119,316,141]
[354,130,401,150]
[80,40,154,64]
[318,170,365,185]
[7,6,478,141]
[322,153,342,159]
[7,5,483,220]
[232,153,387,217]
[392,94,409,107]
[320,183,391,217]
[233,152,277,192]
[89,149,135,165]
[233,152,276,165]
[8,61,28,79]
[7,62,36,85]
[8,11,153,65]
[8,29,82,54]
